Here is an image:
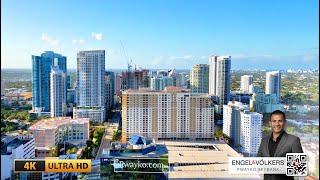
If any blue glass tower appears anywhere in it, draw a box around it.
[32,51,67,112]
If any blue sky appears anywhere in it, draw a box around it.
[1,0,319,70]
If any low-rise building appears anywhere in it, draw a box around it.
[250,93,284,114]
[73,107,105,123]
[163,140,260,179]
[1,137,35,180]
[20,154,79,180]
[5,92,32,101]
[28,117,89,148]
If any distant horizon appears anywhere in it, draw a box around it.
[1,67,319,71]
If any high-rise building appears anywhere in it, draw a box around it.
[50,67,66,118]
[66,75,71,89]
[32,51,67,112]
[190,64,209,93]
[115,74,122,96]
[240,75,253,92]
[122,87,214,141]
[248,84,261,94]
[178,72,187,87]
[105,72,115,111]
[66,89,76,115]
[168,68,181,87]
[240,110,262,156]
[120,68,150,91]
[150,76,173,90]
[265,71,281,102]
[223,101,249,148]
[1,77,4,97]
[74,50,105,123]
[209,55,231,111]
[134,68,150,89]
[157,70,170,77]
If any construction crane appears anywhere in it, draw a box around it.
[120,40,132,71]
[120,40,134,90]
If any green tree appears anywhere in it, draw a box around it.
[263,126,272,132]
[315,167,319,177]
[312,126,319,134]
[86,140,93,147]
[66,149,72,155]
[49,146,58,157]
[302,126,311,133]
[286,127,296,134]
[7,126,15,131]
[1,127,6,132]
[93,130,100,138]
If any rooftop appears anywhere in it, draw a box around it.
[1,138,33,155]
[159,140,260,179]
[128,135,154,145]
[28,117,89,131]
[124,88,210,97]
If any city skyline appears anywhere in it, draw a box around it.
[2,0,319,70]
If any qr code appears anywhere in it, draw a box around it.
[286,153,308,176]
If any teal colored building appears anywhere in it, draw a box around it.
[32,51,67,112]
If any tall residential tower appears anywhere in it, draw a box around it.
[50,67,66,117]
[241,75,253,93]
[73,50,106,123]
[190,64,209,93]
[265,71,281,102]
[209,55,231,112]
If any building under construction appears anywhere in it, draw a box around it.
[120,67,150,93]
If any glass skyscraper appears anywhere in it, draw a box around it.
[209,55,231,113]
[266,71,281,103]
[32,51,67,112]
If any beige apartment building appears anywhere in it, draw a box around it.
[28,117,90,148]
[122,86,214,141]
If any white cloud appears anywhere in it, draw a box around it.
[41,33,50,41]
[41,33,60,46]
[50,40,60,46]
[72,39,85,45]
[91,32,103,41]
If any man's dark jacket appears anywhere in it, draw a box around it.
[257,131,303,180]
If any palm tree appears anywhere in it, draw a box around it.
[213,130,224,140]
[222,134,231,144]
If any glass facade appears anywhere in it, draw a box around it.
[32,51,67,112]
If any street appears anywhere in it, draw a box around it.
[95,111,121,159]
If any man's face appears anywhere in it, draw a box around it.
[269,114,286,133]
